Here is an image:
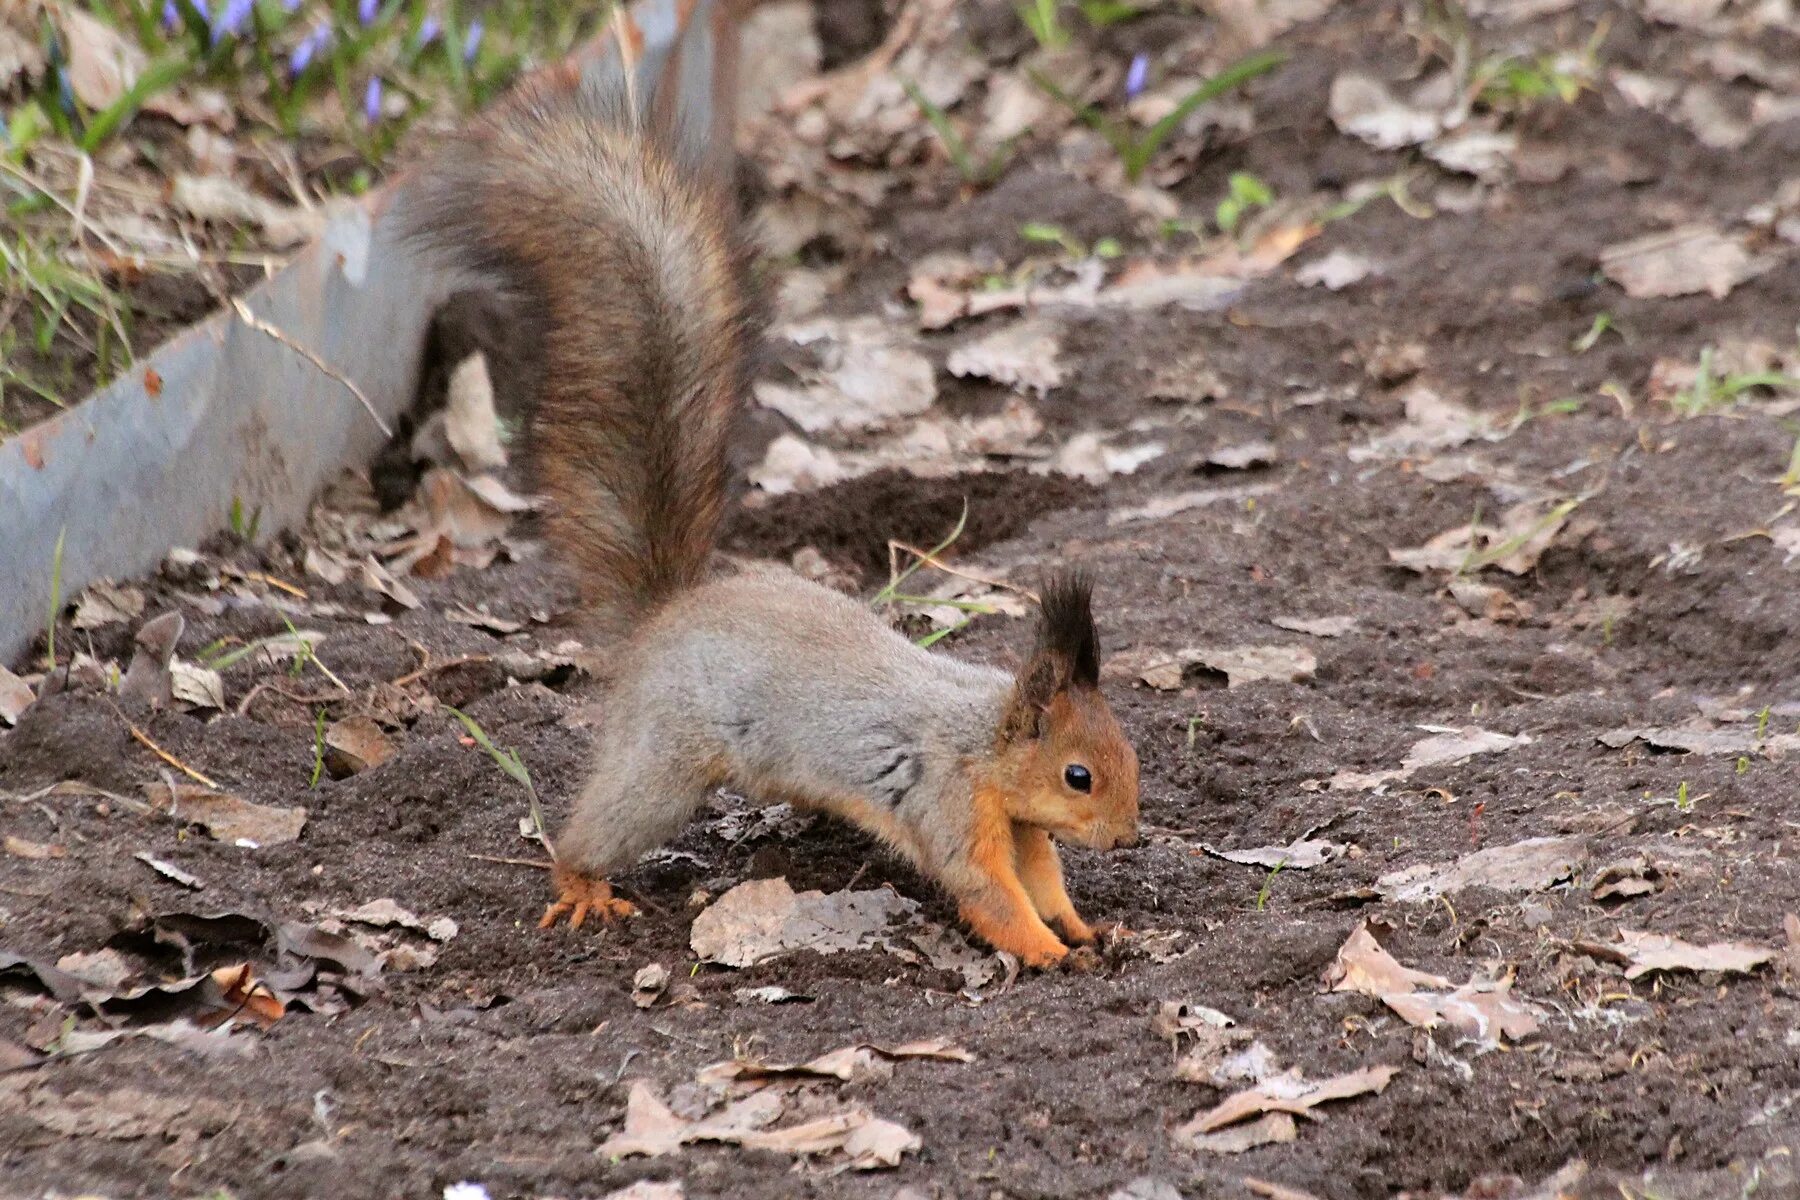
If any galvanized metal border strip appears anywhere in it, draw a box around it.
[0,0,735,664]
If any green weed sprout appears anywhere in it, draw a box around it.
[1031,51,1284,183]
[903,79,1013,186]
[446,705,551,853]
[1215,172,1274,235]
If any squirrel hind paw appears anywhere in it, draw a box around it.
[540,869,638,930]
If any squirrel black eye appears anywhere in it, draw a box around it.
[1064,764,1092,793]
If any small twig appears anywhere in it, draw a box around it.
[390,654,492,689]
[69,153,95,249]
[889,543,1036,600]
[229,297,392,438]
[466,854,554,870]
[887,539,1035,601]
[236,678,341,718]
[107,700,219,788]
[223,567,308,598]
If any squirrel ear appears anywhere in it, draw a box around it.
[1033,570,1100,689]
[997,571,1101,745]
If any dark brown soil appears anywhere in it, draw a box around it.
[1,267,256,437]
[5,2,1800,1199]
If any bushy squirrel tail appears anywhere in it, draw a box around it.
[402,67,757,635]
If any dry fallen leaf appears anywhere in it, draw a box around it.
[361,556,422,610]
[598,1080,919,1169]
[633,963,671,1009]
[1390,500,1574,576]
[1182,1064,1398,1134]
[1600,225,1771,300]
[1241,1176,1326,1200]
[1174,1111,1298,1154]
[145,783,308,847]
[1597,725,1800,756]
[689,877,919,967]
[336,898,458,943]
[1591,855,1664,901]
[169,661,226,712]
[944,317,1065,396]
[135,853,203,890]
[1141,645,1317,691]
[323,716,395,777]
[1325,924,1541,1046]
[1325,925,1451,994]
[72,580,145,629]
[1615,930,1774,979]
[755,317,937,432]
[1272,615,1358,638]
[698,1039,973,1088]
[1349,388,1500,464]
[0,664,34,726]
[601,1184,684,1200]
[1152,1000,1237,1047]
[1050,432,1166,482]
[1426,128,1519,181]
[1202,837,1345,870]
[444,352,507,473]
[1333,726,1533,791]
[1295,250,1378,290]
[1203,440,1278,471]
[1378,836,1584,902]
[1329,72,1446,149]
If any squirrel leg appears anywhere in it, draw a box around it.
[1012,823,1095,946]
[540,865,637,929]
[540,751,714,931]
[951,791,1069,968]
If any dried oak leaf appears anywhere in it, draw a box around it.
[144,782,307,847]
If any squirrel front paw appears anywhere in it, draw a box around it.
[540,866,638,930]
[960,902,1069,969]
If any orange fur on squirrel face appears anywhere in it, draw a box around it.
[992,686,1139,849]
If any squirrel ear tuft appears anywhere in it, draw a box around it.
[997,571,1101,744]
[1035,570,1100,690]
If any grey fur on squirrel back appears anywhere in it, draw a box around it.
[554,562,1014,877]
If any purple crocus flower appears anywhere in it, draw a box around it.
[211,0,254,43]
[281,0,303,11]
[161,0,181,31]
[1124,52,1149,100]
[462,18,482,62]
[289,25,330,75]
[357,0,380,25]
[416,15,440,45]
[364,75,383,124]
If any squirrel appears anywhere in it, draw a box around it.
[403,73,1141,968]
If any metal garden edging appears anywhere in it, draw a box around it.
[0,0,740,665]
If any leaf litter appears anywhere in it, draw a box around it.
[1610,930,1775,979]
[1377,836,1586,901]
[689,877,919,967]
[1330,726,1533,791]
[1175,1064,1398,1142]
[143,782,307,847]
[1325,924,1541,1047]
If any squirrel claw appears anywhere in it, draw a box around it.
[540,869,637,930]
[1064,944,1103,974]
